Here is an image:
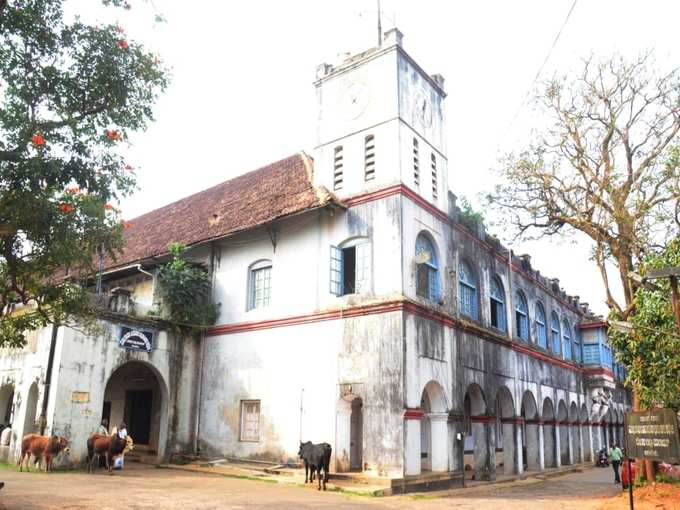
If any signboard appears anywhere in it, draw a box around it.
[71,391,90,403]
[624,409,680,463]
[118,326,154,353]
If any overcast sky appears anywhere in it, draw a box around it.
[76,0,679,316]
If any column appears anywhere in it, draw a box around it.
[577,422,585,463]
[554,422,562,468]
[567,423,575,465]
[428,413,449,472]
[486,420,497,481]
[526,420,541,471]
[514,420,524,476]
[537,422,546,470]
[404,409,422,476]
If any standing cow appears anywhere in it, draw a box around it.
[298,441,332,491]
[19,434,70,472]
[87,434,133,474]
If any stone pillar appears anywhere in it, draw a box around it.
[487,420,497,481]
[448,417,464,473]
[537,422,546,470]
[514,421,524,476]
[404,409,422,476]
[554,422,562,468]
[428,413,448,473]
[525,421,541,471]
[577,423,585,463]
[544,422,555,468]
[567,423,575,465]
[502,420,516,476]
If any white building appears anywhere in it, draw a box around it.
[0,29,628,489]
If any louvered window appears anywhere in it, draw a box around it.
[240,400,260,442]
[364,135,375,181]
[413,138,419,187]
[333,146,344,190]
[431,153,437,200]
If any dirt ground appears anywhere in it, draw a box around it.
[598,483,680,510]
[0,463,626,510]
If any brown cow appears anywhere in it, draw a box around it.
[19,434,70,472]
[87,434,133,474]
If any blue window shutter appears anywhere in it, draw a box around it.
[330,245,343,296]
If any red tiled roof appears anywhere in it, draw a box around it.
[106,153,334,270]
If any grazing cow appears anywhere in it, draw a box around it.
[298,441,332,491]
[19,434,70,472]
[87,434,133,474]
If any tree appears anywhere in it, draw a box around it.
[0,0,168,346]
[608,237,680,411]
[488,53,680,481]
[489,53,680,317]
[157,243,219,335]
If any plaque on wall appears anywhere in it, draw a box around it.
[118,327,154,353]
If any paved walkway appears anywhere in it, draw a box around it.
[0,463,621,509]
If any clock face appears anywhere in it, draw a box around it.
[413,90,433,128]
[340,81,371,120]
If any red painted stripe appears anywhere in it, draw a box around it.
[471,415,496,424]
[579,322,607,330]
[404,408,424,420]
[584,367,614,378]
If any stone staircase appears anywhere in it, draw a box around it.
[125,446,158,465]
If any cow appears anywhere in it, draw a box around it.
[19,434,70,472]
[87,434,133,474]
[298,441,332,491]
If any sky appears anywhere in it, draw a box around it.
[74,0,679,316]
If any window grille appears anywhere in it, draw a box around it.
[415,234,439,301]
[515,291,529,340]
[458,260,478,319]
[248,262,272,310]
[364,135,375,181]
[535,302,547,348]
[333,146,344,190]
[490,277,507,332]
[240,400,260,442]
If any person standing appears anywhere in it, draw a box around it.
[609,443,623,483]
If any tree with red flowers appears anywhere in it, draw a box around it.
[0,0,168,346]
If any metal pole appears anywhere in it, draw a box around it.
[627,457,634,510]
[39,321,59,435]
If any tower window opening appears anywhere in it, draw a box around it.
[431,153,437,200]
[333,146,344,190]
[364,135,375,181]
[413,138,419,187]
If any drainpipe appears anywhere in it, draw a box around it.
[39,321,59,435]
[507,247,514,340]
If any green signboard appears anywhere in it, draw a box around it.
[624,409,680,463]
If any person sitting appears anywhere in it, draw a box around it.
[117,422,128,439]
[97,418,109,436]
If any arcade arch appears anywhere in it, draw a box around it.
[420,381,447,472]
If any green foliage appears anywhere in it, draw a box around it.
[458,197,485,232]
[0,0,168,346]
[608,237,680,410]
[157,243,219,335]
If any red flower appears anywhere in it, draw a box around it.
[106,130,122,141]
[58,203,74,214]
[65,186,80,194]
[121,220,133,229]
[104,203,114,210]
[117,39,129,50]
[31,134,45,146]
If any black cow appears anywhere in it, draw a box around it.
[298,441,332,491]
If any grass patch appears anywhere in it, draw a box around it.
[409,493,439,500]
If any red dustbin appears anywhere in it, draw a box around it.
[621,459,636,489]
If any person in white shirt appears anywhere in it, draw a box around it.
[117,422,127,439]
[0,425,11,446]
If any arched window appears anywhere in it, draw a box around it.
[415,233,439,301]
[562,320,572,360]
[535,302,547,348]
[489,276,506,332]
[330,238,371,296]
[515,291,529,341]
[550,312,561,354]
[248,259,272,310]
[574,326,582,363]
[458,260,477,319]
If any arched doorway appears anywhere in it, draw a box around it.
[336,393,363,472]
[0,385,15,427]
[542,398,556,468]
[557,400,569,466]
[22,383,39,437]
[521,391,540,471]
[464,384,489,480]
[420,381,448,472]
[494,386,516,475]
[103,362,166,455]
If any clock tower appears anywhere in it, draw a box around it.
[313,28,447,209]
